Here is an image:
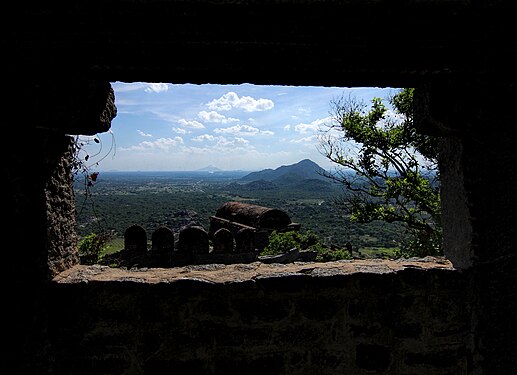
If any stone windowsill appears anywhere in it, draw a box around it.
[53,256,454,285]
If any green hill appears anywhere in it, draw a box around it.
[241,159,328,185]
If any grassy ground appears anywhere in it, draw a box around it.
[356,247,398,259]
[99,237,398,261]
[101,237,125,256]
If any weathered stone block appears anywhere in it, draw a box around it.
[212,228,234,254]
[178,226,209,254]
[124,224,147,253]
[151,226,174,254]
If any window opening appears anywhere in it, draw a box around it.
[73,83,439,268]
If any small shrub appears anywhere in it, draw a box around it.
[262,230,349,261]
[395,229,442,258]
[315,247,352,262]
[78,232,111,264]
[262,231,301,256]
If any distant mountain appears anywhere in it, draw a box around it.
[226,179,278,191]
[196,165,223,172]
[241,159,328,185]
[289,178,335,192]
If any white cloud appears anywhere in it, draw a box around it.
[144,83,169,93]
[207,92,274,112]
[192,134,217,142]
[214,124,258,136]
[198,110,239,123]
[294,117,331,134]
[120,137,184,152]
[171,127,189,134]
[153,137,184,150]
[294,123,319,134]
[284,125,291,131]
[178,145,210,155]
[214,136,252,152]
[177,118,205,129]
[137,129,153,137]
[213,124,274,136]
[182,136,254,154]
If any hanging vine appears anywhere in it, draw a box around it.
[71,131,117,256]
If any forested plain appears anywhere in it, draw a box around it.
[74,171,404,258]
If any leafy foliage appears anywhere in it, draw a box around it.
[262,230,351,261]
[71,135,108,189]
[319,88,442,257]
[314,247,352,262]
[262,230,323,255]
[78,232,112,265]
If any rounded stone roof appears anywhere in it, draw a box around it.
[215,202,292,230]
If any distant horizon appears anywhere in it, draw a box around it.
[77,83,399,172]
[94,158,332,174]
[97,168,256,173]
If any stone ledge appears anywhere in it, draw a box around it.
[53,256,454,285]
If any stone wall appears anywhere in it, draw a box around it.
[46,137,80,275]
[102,223,258,268]
[415,82,517,373]
[50,259,470,375]
[5,81,117,374]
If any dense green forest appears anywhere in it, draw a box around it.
[75,170,404,258]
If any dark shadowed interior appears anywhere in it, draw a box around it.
[4,1,517,374]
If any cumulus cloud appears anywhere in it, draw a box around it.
[137,129,153,137]
[153,137,184,150]
[171,127,189,134]
[294,117,331,134]
[294,123,319,134]
[120,137,184,152]
[214,136,251,151]
[213,124,274,136]
[177,119,205,129]
[207,92,274,112]
[144,83,169,93]
[192,134,217,142]
[183,136,254,154]
[198,110,239,123]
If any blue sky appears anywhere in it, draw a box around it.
[81,83,398,171]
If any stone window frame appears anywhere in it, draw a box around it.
[59,82,476,275]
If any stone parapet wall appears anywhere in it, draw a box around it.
[50,258,472,374]
[103,223,258,268]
